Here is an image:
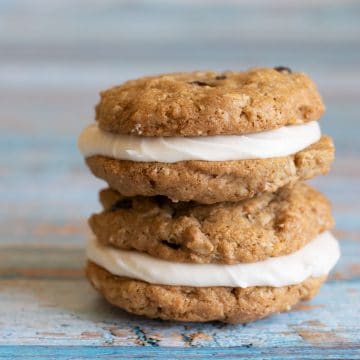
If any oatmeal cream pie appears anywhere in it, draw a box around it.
[79,68,334,203]
[85,230,340,323]
[89,183,334,264]
[79,67,339,323]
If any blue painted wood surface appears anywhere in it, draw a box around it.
[1,1,360,358]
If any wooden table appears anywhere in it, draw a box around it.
[1,1,359,358]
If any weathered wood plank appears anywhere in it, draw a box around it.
[0,235,358,347]
[1,346,360,360]
[0,236,358,280]
[1,345,360,360]
[0,279,359,348]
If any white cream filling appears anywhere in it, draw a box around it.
[78,121,321,163]
[87,231,339,288]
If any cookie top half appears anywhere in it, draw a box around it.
[89,182,333,264]
[95,68,324,136]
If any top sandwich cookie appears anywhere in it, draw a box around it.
[79,67,334,203]
[95,67,324,136]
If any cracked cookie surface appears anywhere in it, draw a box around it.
[95,68,324,136]
[89,182,333,264]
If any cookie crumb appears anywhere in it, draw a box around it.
[133,123,143,135]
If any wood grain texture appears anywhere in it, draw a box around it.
[0,0,359,358]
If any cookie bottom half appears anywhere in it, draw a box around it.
[86,261,325,323]
[86,136,334,204]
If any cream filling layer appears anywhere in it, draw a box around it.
[78,121,321,163]
[86,231,340,288]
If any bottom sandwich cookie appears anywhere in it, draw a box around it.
[85,232,339,323]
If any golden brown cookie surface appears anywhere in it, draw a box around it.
[89,183,333,264]
[86,261,325,323]
[86,136,334,204]
[95,68,324,136]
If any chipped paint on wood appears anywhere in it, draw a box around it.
[295,330,347,346]
[292,303,325,312]
[0,279,359,347]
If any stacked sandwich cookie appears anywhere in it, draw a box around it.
[79,67,340,323]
